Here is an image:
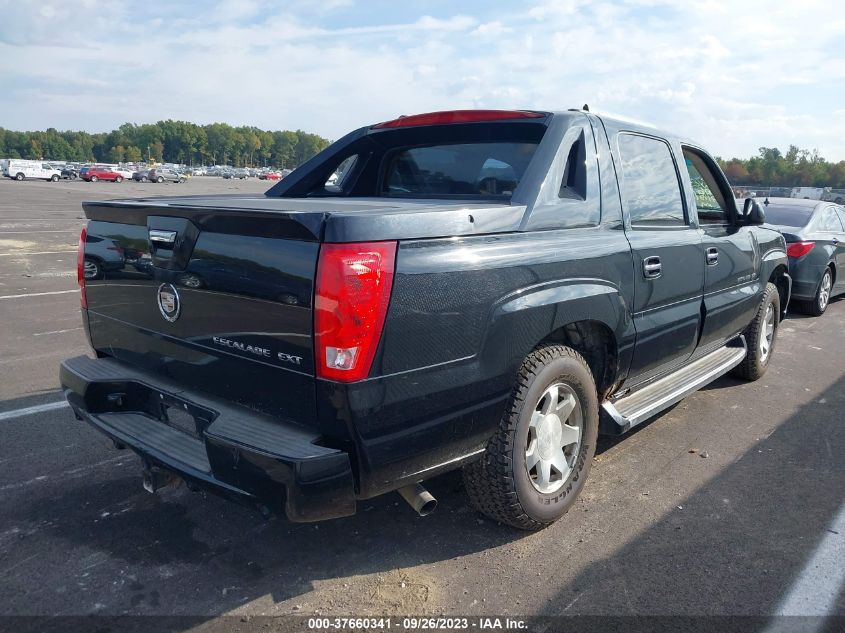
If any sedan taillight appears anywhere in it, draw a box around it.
[786,241,815,258]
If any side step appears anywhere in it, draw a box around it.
[601,338,747,434]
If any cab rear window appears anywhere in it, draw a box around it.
[381,142,538,197]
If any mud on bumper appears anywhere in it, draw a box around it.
[60,356,356,522]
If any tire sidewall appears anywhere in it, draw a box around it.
[511,355,598,523]
[754,285,780,370]
[817,269,832,314]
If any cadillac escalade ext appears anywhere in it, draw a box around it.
[60,109,790,530]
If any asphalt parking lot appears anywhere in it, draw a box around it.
[1,177,843,626]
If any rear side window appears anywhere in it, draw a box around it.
[618,134,685,227]
[818,206,844,231]
[381,142,537,197]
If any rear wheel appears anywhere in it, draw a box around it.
[15,173,24,181]
[732,282,780,381]
[463,344,598,530]
[801,268,833,317]
[115,176,123,183]
[90,175,99,182]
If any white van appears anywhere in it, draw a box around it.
[5,159,62,181]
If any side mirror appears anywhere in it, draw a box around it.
[741,197,766,225]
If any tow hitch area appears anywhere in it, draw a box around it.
[141,464,180,494]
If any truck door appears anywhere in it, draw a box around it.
[835,207,845,294]
[611,131,705,382]
[680,146,760,349]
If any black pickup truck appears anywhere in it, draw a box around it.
[61,109,790,530]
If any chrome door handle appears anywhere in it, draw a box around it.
[706,247,719,265]
[643,256,662,279]
[149,229,177,244]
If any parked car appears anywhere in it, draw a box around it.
[148,168,185,183]
[61,166,79,180]
[131,169,151,182]
[258,172,282,180]
[82,233,125,280]
[62,108,789,530]
[81,167,124,182]
[765,198,845,315]
[4,159,61,181]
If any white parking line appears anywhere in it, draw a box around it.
[33,327,83,336]
[0,230,78,234]
[774,501,845,616]
[0,250,77,257]
[0,289,76,300]
[0,401,68,421]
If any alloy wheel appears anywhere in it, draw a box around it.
[525,382,583,494]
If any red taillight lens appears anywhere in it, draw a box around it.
[314,242,397,382]
[787,241,815,258]
[372,109,545,129]
[77,227,87,308]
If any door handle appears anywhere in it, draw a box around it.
[706,247,719,265]
[643,256,662,279]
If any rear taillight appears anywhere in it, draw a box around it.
[314,241,397,382]
[77,227,87,308]
[787,241,815,258]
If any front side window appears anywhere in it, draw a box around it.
[382,142,538,197]
[617,134,685,227]
[682,148,729,224]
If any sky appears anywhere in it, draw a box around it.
[2,0,844,161]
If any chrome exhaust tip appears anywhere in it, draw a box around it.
[397,483,437,516]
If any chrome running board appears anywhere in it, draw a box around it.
[600,337,747,434]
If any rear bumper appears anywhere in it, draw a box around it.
[60,355,356,522]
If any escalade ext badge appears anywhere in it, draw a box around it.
[157,283,181,322]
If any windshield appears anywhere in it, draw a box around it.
[763,204,814,228]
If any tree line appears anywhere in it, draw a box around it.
[0,120,332,168]
[718,146,845,189]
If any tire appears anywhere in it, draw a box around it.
[50,174,59,182]
[115,176,123,183]
[732,282,780,381]
[156,177,164,183]
[799,267,833,317]
[90,175,98,182]
[83,257,103,280]
[141,176,148,182]
[463,344,599,530]
[15,173,24,181]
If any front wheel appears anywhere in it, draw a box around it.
[732,282,780,381]
[156,177,164,183]
[50,174,59,182]
[84,257,103,280]
[463,344,598,530]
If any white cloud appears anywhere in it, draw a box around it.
[1,0,844,160]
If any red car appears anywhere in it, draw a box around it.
[81,167,124,183]
[258,172,282,180]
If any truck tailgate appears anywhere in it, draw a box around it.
[81,198,323,425]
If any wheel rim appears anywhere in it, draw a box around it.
[819,271,831,311]
[525,382,583,494]
[84,260,98,278]
[759,303,775,363]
